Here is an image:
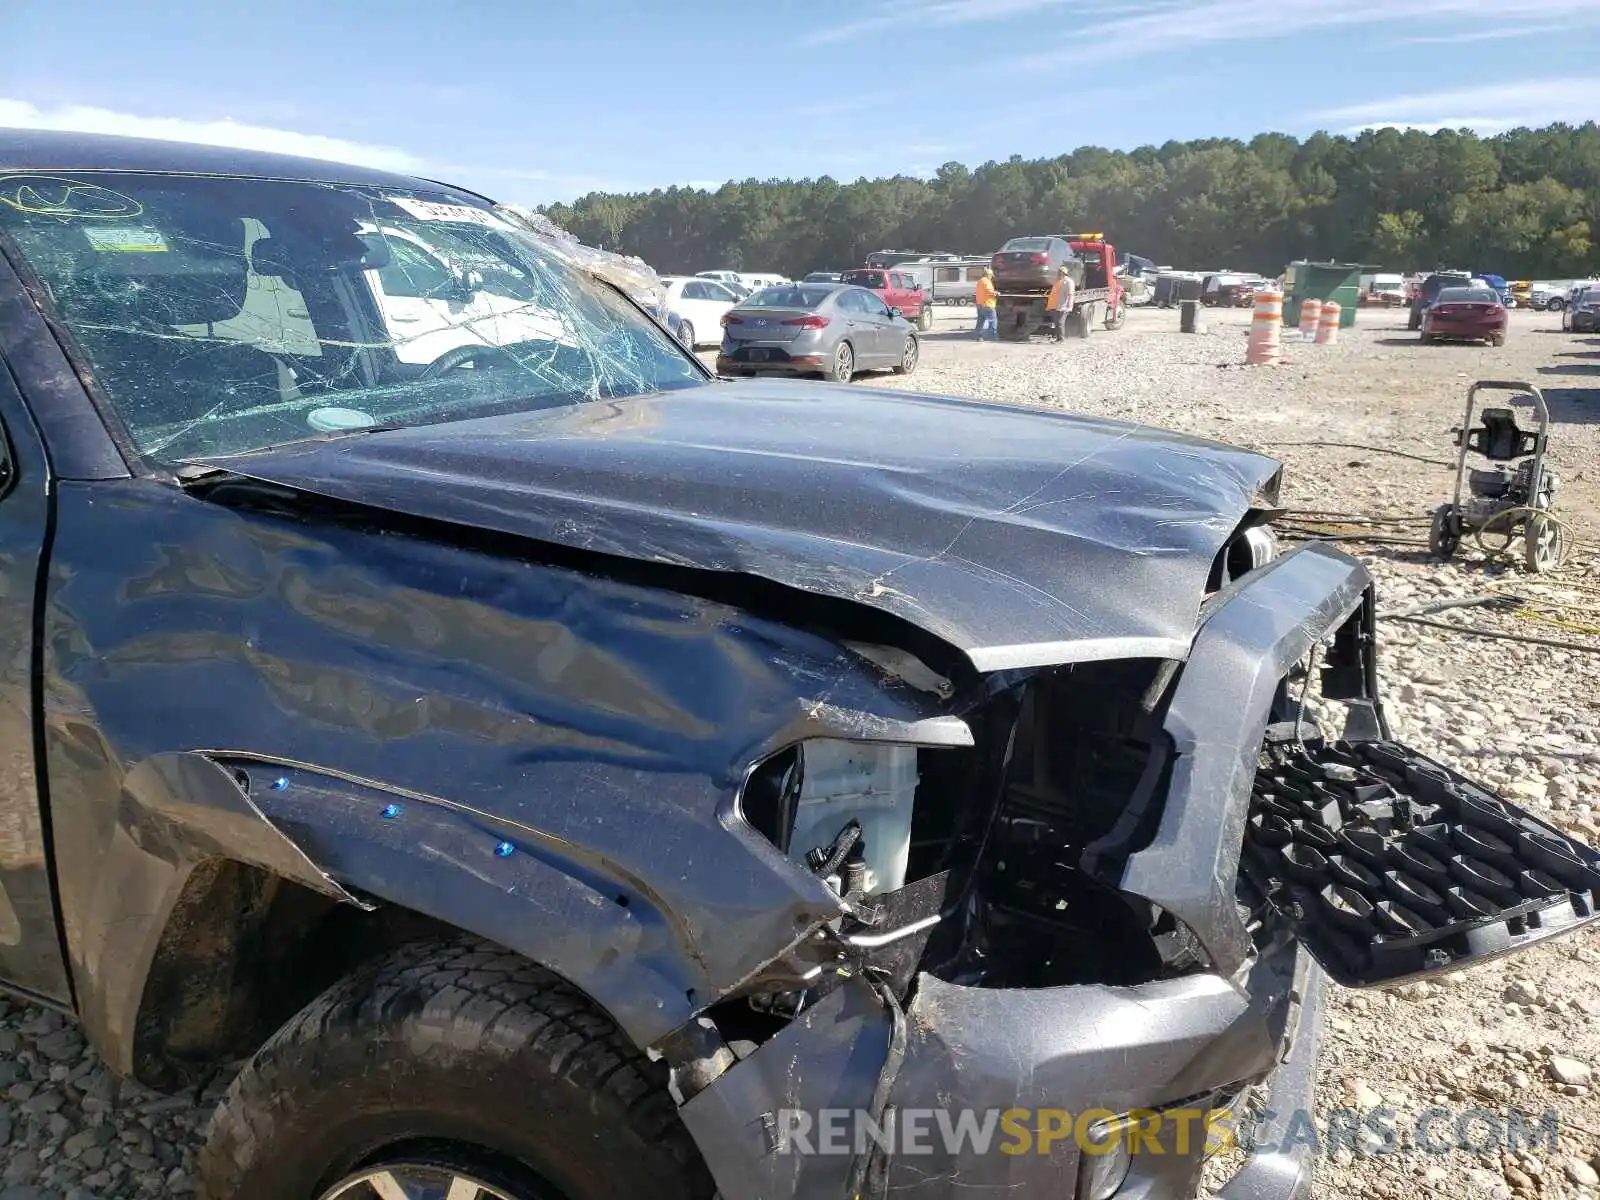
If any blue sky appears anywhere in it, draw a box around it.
[3,0,1598,204]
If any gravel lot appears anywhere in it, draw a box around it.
[2,303,1597,1198]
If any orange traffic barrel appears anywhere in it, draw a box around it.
[1315,301,1342,345]
[1298,297,1322,338]
[1246,286,1283,364]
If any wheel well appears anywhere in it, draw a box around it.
[131,858,455,1089]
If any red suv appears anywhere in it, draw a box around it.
[841,268,932,330]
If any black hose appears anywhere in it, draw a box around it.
[846,974,910,1200]
[810,820,863,879]
[1251,440,1455,468]
[1385,614,1600,654]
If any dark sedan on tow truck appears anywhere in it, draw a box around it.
[0,128,1597,1200]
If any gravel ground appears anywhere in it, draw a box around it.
[2,303,1597,1198]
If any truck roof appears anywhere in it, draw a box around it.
[0,128,462,196]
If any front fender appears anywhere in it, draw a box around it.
[73,752,364,1079]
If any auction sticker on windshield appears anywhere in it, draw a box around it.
[387,196,515,230]
[82,225,168,253]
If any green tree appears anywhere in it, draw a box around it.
[540,122,1600,278]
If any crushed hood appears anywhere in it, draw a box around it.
[202,380,1280,670]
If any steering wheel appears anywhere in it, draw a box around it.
[418,344,519,379]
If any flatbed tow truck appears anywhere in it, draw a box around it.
[995,232,1127,341]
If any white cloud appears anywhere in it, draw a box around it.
[0,99,425,172]
[1395,21,1567,43]
[1314,78,1600,133]
[1007,0,1600,69]
[800,0,1154,47]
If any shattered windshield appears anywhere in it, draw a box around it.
[0,172,705,465]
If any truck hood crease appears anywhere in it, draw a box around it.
[198,380,1281,670]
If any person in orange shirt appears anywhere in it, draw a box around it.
[974,268,997,339]
[1046,265,1076,341]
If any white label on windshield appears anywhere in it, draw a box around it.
[83,225,168,252]
[387,197,515,230]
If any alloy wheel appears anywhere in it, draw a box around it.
[320,1163,546,1200]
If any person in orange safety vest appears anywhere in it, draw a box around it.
[973,268,997,339]
[1047,265,1076,341]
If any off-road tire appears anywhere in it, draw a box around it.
[1546,297,1566,312]
[199,937,714,1200]
[916,305,933,332]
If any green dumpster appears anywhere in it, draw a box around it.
[1283,261,1362,329]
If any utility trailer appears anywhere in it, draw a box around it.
[995,232,1127,341]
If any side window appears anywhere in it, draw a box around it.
[935,267,959,283]
[864,292,892,317]
[704,282,736,303]
[837,290,863,314]
[376,241,456,300]
[681,281,709,300]
[888,273,902,289]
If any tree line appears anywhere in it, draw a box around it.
[541,123,1600,281]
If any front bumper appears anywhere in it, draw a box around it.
[681,944,1324,1199]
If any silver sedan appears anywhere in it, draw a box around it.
[715,283,920,382]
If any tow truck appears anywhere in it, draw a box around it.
[995,231,1127,341]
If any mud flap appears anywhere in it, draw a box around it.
[1242,737,1600,987]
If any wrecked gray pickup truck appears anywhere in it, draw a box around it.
[0,130,1598,1200]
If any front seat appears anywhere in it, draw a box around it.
[55,222,289,450]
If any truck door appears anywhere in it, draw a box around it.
[0,344,72,1003]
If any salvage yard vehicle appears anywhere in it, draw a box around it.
[715,282,918,380]
[1361,273,1407,306]
[1421,285,1508,346]
[3,130,1600,1200]
[1200,272,1258,307]
[1562,285,1600,333]
[660,274,742,348]
[994,232,1127,340]
[1408,269,1476,329]
[839,266,933,331]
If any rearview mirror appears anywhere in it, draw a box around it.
[444,268,482,305]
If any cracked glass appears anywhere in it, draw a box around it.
[0,172,705,466]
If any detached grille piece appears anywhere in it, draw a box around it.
[1242,739,1600,987]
